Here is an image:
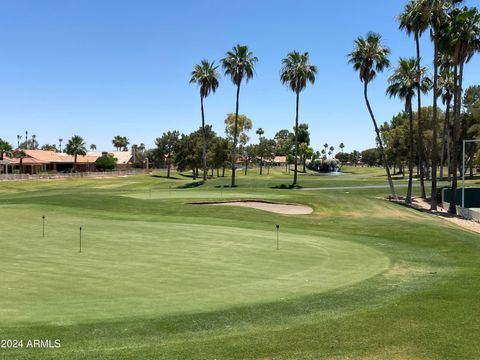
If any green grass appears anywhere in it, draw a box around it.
[0,168,479,359]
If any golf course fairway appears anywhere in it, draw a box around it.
[0,168,479,359]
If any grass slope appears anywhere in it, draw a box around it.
[0,167,479,359]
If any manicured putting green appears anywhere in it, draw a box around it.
[0,205,389,326]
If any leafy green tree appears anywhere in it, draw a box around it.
[335,152,349,165]
[349,150,361,166]
[65,135,87,171]
[280,51,317,186]
[361,148,382,167]
[224,113,252,146]
[155,131,180,178]
[221,44,258,187]
[208,136,230,177]
[387,57,432,204]
[41,144,57,151]
[190,60,220,181]
[95,154,117,171]
[348,32,397,199]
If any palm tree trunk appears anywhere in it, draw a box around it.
[449,63,462,215]
[259,156,263,175]
[293,91,300,186]
[231,84,241,187]
[440,99,451,180]
[364,82,397,199]
[431,34,440,209]
[413,33,426,200]
[200,96,207,181]
[167,163,171,178]
[74,154,77,172]
[406,99,414,204]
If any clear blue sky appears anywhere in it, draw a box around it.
[1,0,479,152]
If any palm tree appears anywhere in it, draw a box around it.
[256,128,265,175]
[424,0,463,209]
[58,138,63,152]
[65,135,87,172]
[329,146,335,158]
[12,149,26,174]
[0,139,12,160]
[398,0,430,200]
[387,58,432,204]
[348,32,397,199]
[190,60,220,181]
[438,56,455,181]
[445,6,480,214]
[31,134,37,150]
[221,44,258,187]
[24,131,28,149]
[16,135,22,148]
[90,144,97,151]
[339,143,345,153]
[280,51,317,186]
[112,136,124,151]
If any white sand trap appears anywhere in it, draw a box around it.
[207,201,313,215]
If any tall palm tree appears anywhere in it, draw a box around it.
[445,6,480,214]
[90,144,97,151]
[387,58,432,204]
[438,56,455,180]
[339,142,345,152]
[24,131,28,149]
[280,51,317,186]
[58,138,63,153]
[65,135,87,172]
[256,128,265,175]
[221,44,258,187]
[398,0,430,200]
[348,32,397,199]
[190,60,220,181]
[16,135,22,148]
[424,0,463,209]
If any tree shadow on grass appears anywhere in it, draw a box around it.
[271,184,303,190]
[151,175,181,180]
[176,181,205,189]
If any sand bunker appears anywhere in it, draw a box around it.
[197,201,313,215]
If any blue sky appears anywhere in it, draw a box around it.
[1,0,479,152]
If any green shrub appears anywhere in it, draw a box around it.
[95,155,117,171]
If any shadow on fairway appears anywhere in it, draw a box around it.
[271,184,303,190]
[176,181,205,189]
[151,175,182,180]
